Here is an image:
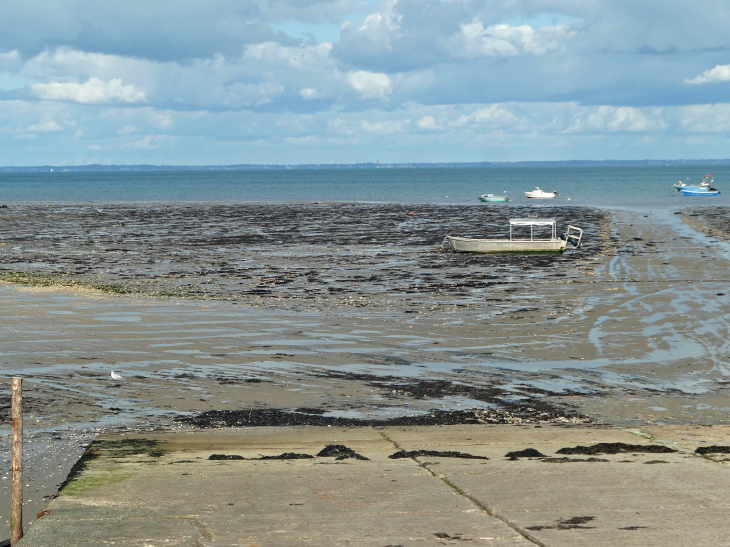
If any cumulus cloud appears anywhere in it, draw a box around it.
[567,106,666,133]
[0,50,20,69]
[678,103,730,132]
[243,42,333,69]
[132,134,162,149]
[26,120,63,132]
[416,115,438,129]
[361,120,407,134]
[31,77,146,104]
[454,105,520,126]
[347,70,392,99]
[300,88,318,99]
[455,21,576,58]
[685,64,730,85]
[339,4,402,52]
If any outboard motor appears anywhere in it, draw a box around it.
[567,235,581,247]
[560,232,567,241]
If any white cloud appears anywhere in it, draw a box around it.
[117,125,136,134]
[339,4,403,50]
[132,135,159,149]
[455,105,519,126]
[679,103,730,132]
[685,64,730,85]
[455,20,576,58]
[300,88,319,99]
[284,135,345,145]
[26,120,63,132]
[347,71,392,99]
[361,120,407,134]
[0,50,19,61]
[31,77,146,104]
[567,106,666,133]
[0,50,20,68]
[416,115,438,129]
[243,42,333,70]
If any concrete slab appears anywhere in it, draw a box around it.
[385,425,730,547]
[17,425,730,546]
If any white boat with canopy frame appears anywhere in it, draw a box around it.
[442,218,583,253]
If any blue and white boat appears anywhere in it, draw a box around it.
[674,174,716,191]
[675,174,720,196]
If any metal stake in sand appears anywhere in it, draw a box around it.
[10,378,23,545]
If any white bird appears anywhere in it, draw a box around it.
[110,371,124,381]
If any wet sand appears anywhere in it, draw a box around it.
[1,203,730,537]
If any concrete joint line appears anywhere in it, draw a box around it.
[376,430,546,547]
[623,427,722,462]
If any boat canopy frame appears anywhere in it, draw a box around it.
[509,218,558,241]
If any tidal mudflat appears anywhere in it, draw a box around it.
[1,203,730,535]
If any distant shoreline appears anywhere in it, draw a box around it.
[3,159,730,172]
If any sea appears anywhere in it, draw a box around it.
[0,165,729,209]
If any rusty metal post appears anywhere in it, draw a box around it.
[10,378,22,545]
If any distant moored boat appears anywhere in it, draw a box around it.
[478,194,509,202]
[525,187,558,199]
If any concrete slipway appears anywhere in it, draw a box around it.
[17,424,730,546]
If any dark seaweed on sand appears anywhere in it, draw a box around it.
[505,448,546,459]
[556,442,676,455]
[528,516,596,531]
[317,444,369,460]
[695,445,730,454]
[389,450,487,460]
[258,453,314,460]
[177,403,588,429]
[0,203,611,303]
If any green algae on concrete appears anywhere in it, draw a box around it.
[58,438,168,496]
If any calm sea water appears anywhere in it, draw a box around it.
[1,165,729,209]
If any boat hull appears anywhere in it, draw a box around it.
[445,236,567,253]
[479,196,509,202]
[680,189,719,196]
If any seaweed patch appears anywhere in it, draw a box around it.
[317,444,369,460]
[527,516,596,531]
[695,445,730,454]
[556,442,675,455]
[542,457,609,463]
[505,448,546,460]
[389,450,487,460]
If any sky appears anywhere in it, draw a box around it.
[2,0,730,165]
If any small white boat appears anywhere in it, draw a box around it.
[442,218,583,253]
[478,194,509,202]
[525,187,558,199]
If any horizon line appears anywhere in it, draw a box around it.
[3,158,730,172]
